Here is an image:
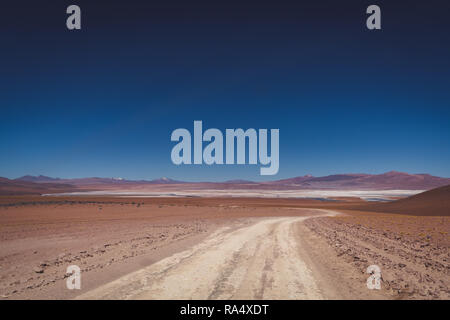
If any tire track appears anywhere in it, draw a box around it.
[76,211,336,300]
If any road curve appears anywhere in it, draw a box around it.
[76,210,338,300]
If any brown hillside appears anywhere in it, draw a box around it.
[355,185,450,216]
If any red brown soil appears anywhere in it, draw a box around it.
[353,184,450,216]
[0,195,448,300]
[304,211,449,299]
[0,197,328,299]
[0,195,366,209]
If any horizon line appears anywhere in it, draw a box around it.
[6,170,450,183]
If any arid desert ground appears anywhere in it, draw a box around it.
[0,188,448,300]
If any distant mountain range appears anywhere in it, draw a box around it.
[0,171,447,195]
[0,177,75,196]
[14,175,183,185]
[264,171,450,190]
[17,175,62,183]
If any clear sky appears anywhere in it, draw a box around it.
[1,0,449,181]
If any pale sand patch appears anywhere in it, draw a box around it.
[77,211,343,300]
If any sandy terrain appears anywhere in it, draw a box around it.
[0,195,448,300]
[355,184,450,216]
[305,212,449,299]
[0,200,329,299]
[0,203,215,299]
[76,212,341,300]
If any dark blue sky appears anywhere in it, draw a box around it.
[1,0,449,181]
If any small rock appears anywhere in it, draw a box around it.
[33,267,44,274]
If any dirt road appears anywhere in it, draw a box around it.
[2,199,446,300]
[77,211,338,299]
